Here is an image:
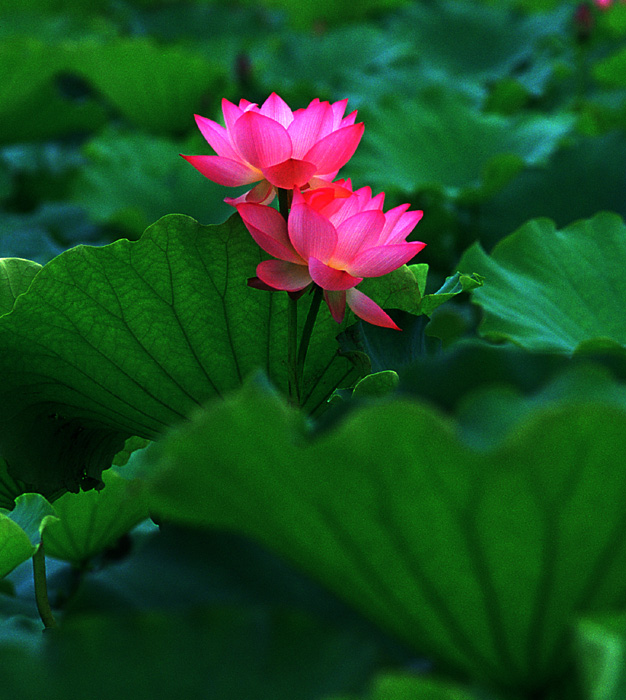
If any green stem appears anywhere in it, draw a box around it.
[296,284,324,392]
[287,294,299,406]
[278,188,300,407]
[278,187,290,221]
[33,543,57,629]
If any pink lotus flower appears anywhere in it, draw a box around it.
[236,181,425,330]
[181,93,364,206]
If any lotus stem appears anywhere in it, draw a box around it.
[296,284,323,396]
[33,543,57,629]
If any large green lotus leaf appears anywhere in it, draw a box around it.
[397,340,589,414]
[0,213,359,494]
[386,0,564,85]
[340,314,435,376]
[341,271,482,374]
[0,36,107,143]
[0,607,377,700]
[459,212,626,352]
[0,203,101,265]
[71,130,235,235]
[257,23,406,97]
[145,372,626,691]
[0,459,28,511]
[594,46,626,88]
[0,259,42,316]
[0,410,129,499]
[0,0,108,13]
[0,38,61,116]
[419,272,484,317]
[0,493,57,579]
[328,672,501,700]
[249,0,408,29]
[349,87,573,200]
[42,468,148,566]
[0,82,107,145]
[112,436,151,469]
[356,265,482,320]
[66,38,224,133]
[356,264,425,317]
[0,213,66,264]
[476,133,626,250]
[575,612,626,700]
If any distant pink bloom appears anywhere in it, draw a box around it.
[594,0,626,8]
[236,181,425,330]
[181,93,364,206]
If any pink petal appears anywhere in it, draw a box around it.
[222,98,246,135]
[301,187,339,213]
[238,98,257,111]
[194,114,239,160]
[224,180,275,207]
[367,191,385,211]
[323,289,347,323]
[346,288,400,330]
[248,276,280,291]
[257,260,312,291]
[236,203,302,263]
[324,191,364,227]
[180,154,260,187]
[291,187,305,206]
[347,242,426,278]
[288,201,338,262]
[378,203,411,242]
[340,109,358,127]
[259,93,293,128]
[304,122,364,176]
[307,176,351,194]
[382,209,424,245]
[232,111,293,169]
[261,158,317,189]
[333,210,386,266]
[313,169,340,184]
[352,185,373,209]
[287,100,333,159]
[330,99,349,129]
[309,257,362,291]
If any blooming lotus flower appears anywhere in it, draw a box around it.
[181,93,364,206]
[236,181,425,330]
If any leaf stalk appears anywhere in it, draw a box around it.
[33,543,57,630]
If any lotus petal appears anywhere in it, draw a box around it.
[232,111,293,169]
[256,260,312,291]
[309,258,362,291]
[348,242,426,278]
[347,288,400,330]
[236,203,302,263]
[180,155,260,187]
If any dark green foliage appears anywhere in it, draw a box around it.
[2,0,626,698]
